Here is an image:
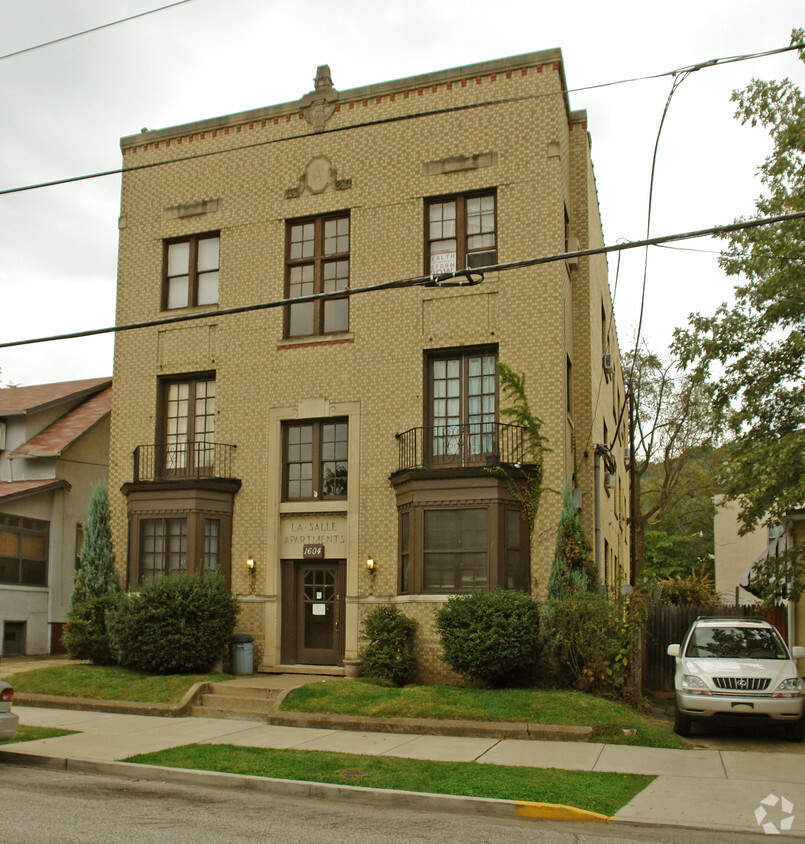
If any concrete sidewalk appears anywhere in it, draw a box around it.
[5,704,805,836]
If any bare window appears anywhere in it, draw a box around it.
[0,513,48,587]
[286,215,349,337]
[164,233,220,309]
[162,376,215,474]
[139,517,186,582]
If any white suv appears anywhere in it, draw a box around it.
[667,617,805,741]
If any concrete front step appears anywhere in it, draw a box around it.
[188,704,271,722]
[191,684,283,722]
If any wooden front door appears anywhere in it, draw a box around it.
[295,561,344,665]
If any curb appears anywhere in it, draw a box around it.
[0,749,611,824]
[13,692,592,742]
[13,684,208,718]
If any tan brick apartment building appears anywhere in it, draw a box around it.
[109,49,629,679]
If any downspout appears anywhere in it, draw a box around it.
[594,448,602,584]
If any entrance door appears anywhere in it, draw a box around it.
[295,561,344,665]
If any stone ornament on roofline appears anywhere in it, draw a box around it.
[301,64,338,133]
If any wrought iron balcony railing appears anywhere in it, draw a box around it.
[395,423,527,472]
[133,442,236,482]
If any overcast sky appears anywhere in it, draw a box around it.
[1,0,803,387]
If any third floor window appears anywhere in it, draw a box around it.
[426,192,496,275]
[285,214,350,338]
[163,233,220,310]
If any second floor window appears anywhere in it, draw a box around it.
[164,233,220,309]
[283,419,348,500]
[286,214,350,338]
[428,348,497,460]
[162,376,215,473]
[426,193,496,275]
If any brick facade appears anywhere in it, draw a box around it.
[109,50,629,680]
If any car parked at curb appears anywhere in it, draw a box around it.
[667,616,805,741]
[0,681,18,742]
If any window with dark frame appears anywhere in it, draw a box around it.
[139,517,187,582]
[283,419,348,501]
[161,376,215,474]
[0,513,48,587]
[397,499,527,595]
[285,214,349,338]
[164,233,220,310]
[428,348,497,461]
[426,192,496,275]
[204,518,221,573]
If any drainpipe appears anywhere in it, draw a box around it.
[594,448,602,584]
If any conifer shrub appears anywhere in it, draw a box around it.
[435,589,541,687]
[360,605,418,686]
[63,593,121,665]
[107,572,240,674]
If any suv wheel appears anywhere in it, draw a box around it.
[673,705,692,737]
[785,718,805,743]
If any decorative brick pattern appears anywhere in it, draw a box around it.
[110,50,629,682]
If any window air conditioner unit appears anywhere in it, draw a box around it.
[604,472,617,491]
[565,237,580,268]
[602,353,615,375]
[467,249,497,270]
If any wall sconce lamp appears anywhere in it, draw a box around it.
[366,555,375,572]
[246,556,256,572]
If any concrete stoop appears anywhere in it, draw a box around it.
[189,683,282,723]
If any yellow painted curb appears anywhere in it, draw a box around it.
[514,801,610,822]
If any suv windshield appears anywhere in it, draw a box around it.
[684,626,788,660]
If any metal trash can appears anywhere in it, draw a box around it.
[230,634,254,675]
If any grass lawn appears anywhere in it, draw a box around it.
[281,680,685,748]
[126,744,653,817]
[1,725,77,745]
[6,664,234,704]
[6,666,682,748]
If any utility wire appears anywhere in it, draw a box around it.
[2,209,803,351]
[2,42,802,198]
[0,1,195,61]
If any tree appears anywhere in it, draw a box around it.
[64,482,120,663]
[628,345,715,578]
[72,482,119,603]
[673,30,805,599]
[546,483,597,597]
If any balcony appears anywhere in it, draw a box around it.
[132,442,236,482]
[395,423,527,472]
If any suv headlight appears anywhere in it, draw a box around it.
[681,674,710,693]
[773,678,803,698]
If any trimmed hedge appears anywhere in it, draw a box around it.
[360,605,418,686]
[107,572,240,674]
[435,589,541,687]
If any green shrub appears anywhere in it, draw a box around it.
[543,582,649,700]
[63,592,121,665]
[360,605,418,686]
[107,572,240,674]
[435,590,541,687]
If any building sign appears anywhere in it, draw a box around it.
[430,248,456,275]
[281,517,347,555]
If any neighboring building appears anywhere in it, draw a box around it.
[0,378,112,654]
[715,495,805,647]
[109,50,629,679]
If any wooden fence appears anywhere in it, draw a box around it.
[642,603,788,694]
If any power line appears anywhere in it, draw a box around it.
[0,1,195,62]
[2,41,802,198]
[2,209,803,351]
